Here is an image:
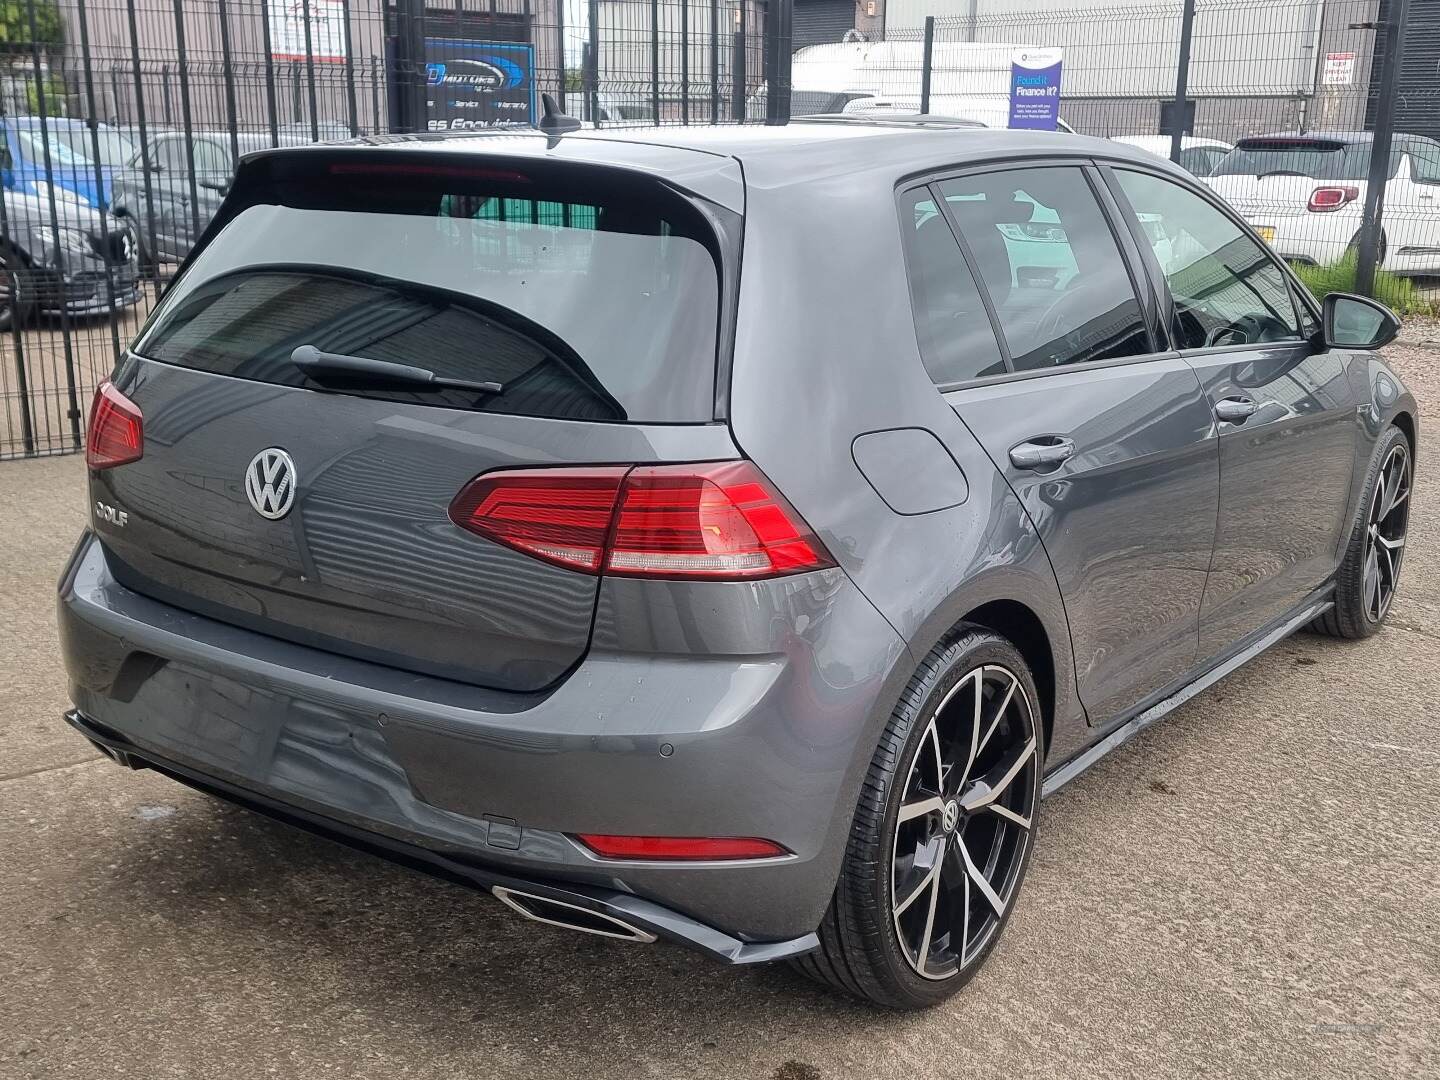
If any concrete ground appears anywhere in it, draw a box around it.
[2,341,1438,1080]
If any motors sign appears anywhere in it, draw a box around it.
[1008,48,1064,131]
[425,40,536,130]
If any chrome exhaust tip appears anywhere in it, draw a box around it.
[491,886,657,944]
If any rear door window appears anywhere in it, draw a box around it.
[136,160,726,422]
[898,190,1006,384]
[936,166,1151,371]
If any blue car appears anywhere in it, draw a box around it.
[0,116,131,208]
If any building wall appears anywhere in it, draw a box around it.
[871,0,1380,140]
[593,0,767,116]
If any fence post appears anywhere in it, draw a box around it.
[171,0,203,240]
[125,0,159,278]
[259,0,281,142]
[585,0,600,125]
[26,1,83,447]
[681,0,690,124]
[710,0,720,123]
[731,28,746,121]
[650,0,662,123]
[1169,0,1197,164]
[1356,0,1412,298]
[556,0,567,111]
[217,0,241,164]
[0,173,34,454]
[763,0,791,123]
[920,15,934,115]
[300,0,321,140]
[76,0,124,366]
[342,0,360,136]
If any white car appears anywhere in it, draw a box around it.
[1203,131,1440,274]
[751,40,1077,133]
[1107,135,1232,176]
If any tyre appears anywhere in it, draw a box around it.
[117,215,155,273]
[0,245,34,332]
[794,627,1044,1009]
[1312,424,1413,639]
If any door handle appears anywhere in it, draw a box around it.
[1009,436,1075,471]
[1213,396,1259,423]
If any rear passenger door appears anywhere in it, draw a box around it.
[1105,166,1359,658]
[901,163,1220,727]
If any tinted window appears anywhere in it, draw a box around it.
[192,140,230,173]
[937,167,1151,371]
[899,190,1006,384]
[137,164,723,422]
[1408,141,1440,184]
[1115,169,1302,350]
[54,127,135,168]
[1211,138,1397,181]
[15,129,88,169]
[154,139,191,173]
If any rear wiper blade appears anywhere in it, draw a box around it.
[290,344,504,396]
[1256,169,1312,178]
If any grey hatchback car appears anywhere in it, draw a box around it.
[59,120,1417,1009]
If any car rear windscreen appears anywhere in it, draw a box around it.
[1210,138,1398,181]
[135,158,726,422]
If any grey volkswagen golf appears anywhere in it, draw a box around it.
[59,119,1417,1009]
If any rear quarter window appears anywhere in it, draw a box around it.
[136,157,729,423]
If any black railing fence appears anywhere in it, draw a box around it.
[0,0,1435,459]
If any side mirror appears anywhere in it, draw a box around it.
[1323,292,1401,350]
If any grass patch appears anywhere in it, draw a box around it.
[1289,253,1435,316]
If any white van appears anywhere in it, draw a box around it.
[751,39,1073,131]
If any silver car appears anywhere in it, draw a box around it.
[59,119,1417,1008]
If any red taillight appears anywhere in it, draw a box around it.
[1308,185,1360,212]
[448,467,628,572]
[85,380,143,469]
[608,462,834,579]
[449,461,834,580]
[575,834,790,861]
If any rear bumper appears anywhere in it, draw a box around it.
[29,266,142,315]
[58,529,908,947]
[64,708,814,964]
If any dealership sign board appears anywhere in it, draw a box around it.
[269,0,347,63]
[425,40,537,130]
[1008,48,1064,130]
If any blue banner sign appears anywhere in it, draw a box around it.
[1008,48,1064,131]
[425,39,536,130]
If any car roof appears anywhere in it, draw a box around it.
[257,121,1179,209]
[1110,134,1231,151]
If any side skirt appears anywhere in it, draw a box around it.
[1041,593,1333,798]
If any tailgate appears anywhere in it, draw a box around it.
[88,146,742,692]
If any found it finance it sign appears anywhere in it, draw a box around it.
[1008,48,1064,130]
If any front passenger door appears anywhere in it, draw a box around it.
[1108,167,1359,658]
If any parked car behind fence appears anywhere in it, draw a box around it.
[1204,132,1440,275]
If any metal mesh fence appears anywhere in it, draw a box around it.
[0,0,771,459]
[0,0,1435,459]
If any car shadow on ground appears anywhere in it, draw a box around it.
[91,787,909,1041]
